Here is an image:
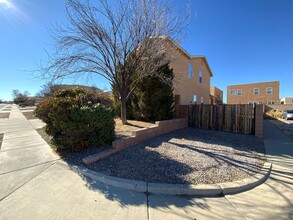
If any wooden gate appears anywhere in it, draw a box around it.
[188,104,255,135]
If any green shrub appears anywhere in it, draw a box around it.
[113,64,174,122]
[35,88,115,151]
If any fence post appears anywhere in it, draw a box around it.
[254,104,264,138]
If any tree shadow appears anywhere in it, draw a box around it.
[62,127,270,210]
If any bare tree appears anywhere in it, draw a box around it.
[43,0,189,124]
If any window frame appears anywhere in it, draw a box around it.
[237,89,242,96]
[267,100,275,105]
[254,88,260,95]
[230,90,236,96]
[199,70,203,83]
[266,87,273,95]
[188,62,192,78]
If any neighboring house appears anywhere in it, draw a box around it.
[210,86,223,105]
[162,37,213,105]
[280,97,293,104]
[227,81,280,105]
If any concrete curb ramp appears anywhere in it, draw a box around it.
[71,162,272,196]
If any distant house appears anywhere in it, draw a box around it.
[227,81,280,105]
[210,86,223,105]
[280,97,293,104]
[162,37,213,105]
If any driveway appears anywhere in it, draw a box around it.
[0,105,292,219]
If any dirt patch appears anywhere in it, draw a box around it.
[88,128,266,185]
[115,118,155,139]
[22,111,38,120]
[0,113,10,119]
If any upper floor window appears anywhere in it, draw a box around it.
[188,63,192,78]
[230,90,236,96]
[266,87,273,95]
[199,70,203,83]
[237,89,242,96]
[254,88,259,95]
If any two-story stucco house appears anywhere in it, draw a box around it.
[227,81,280,104]
[162,37,213,105]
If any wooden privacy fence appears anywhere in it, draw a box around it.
[188,104,256,135]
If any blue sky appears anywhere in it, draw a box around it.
[0,0,292,102]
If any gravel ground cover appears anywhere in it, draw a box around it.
[88,128,266,184]
[0,113,10,119]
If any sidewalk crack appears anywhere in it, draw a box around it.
[224,195,247,220]
[0,161,57,202]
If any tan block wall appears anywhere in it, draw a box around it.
[227,81,280,105]
[169,50,211,105]
[265,104,293,112]
[210,86,223,104]
[112,118,188,151]
[280,97,293,104]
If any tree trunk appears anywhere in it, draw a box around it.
[120,90,128,125]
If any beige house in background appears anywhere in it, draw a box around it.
[280,97,293,104]
[163,37,213,105]
[210,86,223,104]
[227,81,280,105]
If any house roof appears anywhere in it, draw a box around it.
[162,36,213,77]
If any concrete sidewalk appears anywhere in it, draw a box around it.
[0,105,292,219]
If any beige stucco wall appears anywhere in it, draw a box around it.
[169,49,211,105]
[280,97,293,104]
[210,86,223,104]
[227,81,280,104]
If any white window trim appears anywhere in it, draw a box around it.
[237,89,242,96]
[230,90,236,96]
[254,88,260,95]
[267,100,275,105]
[266,87,273,95]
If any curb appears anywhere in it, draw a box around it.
[70,162,272,196]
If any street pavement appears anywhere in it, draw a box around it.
[0,105,292,219]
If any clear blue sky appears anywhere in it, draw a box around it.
[0,0,292,101]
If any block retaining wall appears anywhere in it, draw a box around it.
[112,118,188,151]
[83,118,188,164]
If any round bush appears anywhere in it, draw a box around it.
[35,88,115,151]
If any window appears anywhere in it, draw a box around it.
[266,87,273,95]
[237,89,242,96]
[268,101,275,105]
[188,62,192,78]
[254,88,259,95]
[230,90,236,96]
[199,70,203,83]
[248,101,259,105]
[193,95,197,103]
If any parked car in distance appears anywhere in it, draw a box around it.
[282,109,293,120]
